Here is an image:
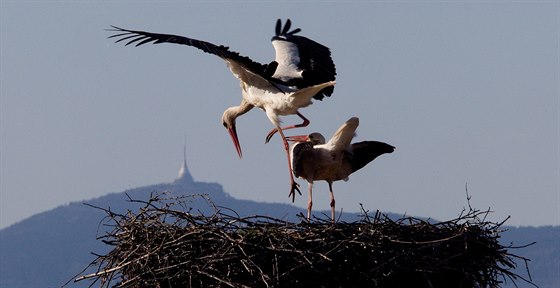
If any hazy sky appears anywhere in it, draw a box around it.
[1,1,558,229]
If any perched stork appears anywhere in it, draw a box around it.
[287,117,395,222]
[108,19,336,200]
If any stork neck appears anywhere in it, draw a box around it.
[229,99,254,118]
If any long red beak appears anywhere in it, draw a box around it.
[227,125,243,158]
[285,135,309,143]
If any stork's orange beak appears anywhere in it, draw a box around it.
[227,124,243,158]
[285,135,309,143]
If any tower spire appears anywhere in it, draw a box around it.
[176,142,193,183]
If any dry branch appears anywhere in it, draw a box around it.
[73,192,535,288]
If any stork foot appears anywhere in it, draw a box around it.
[265,112,310,144]
[288,181,301,203]
[265,128,278,144]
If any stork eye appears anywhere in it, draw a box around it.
[222,121,228,128]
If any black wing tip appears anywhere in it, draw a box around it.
[350,141,395,173]
[383,144,396,155]
[106,25,134,41]
[106,25,128,33]
[373,141,396,154]
[105,26,156,46]
[275,19,281,35]
[275,18,301,36]
[311,86,335,101]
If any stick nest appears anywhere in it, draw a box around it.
[74,192,534,288]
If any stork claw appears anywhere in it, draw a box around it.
[288,181,301,203]
[265,128,278,144]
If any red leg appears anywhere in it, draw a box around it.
[265,112,310,143]
[307,182,313,221]
[329,182,335,223]
[277,127,301,202]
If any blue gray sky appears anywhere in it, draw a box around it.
[1,1,558,229]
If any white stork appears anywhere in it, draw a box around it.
[108,19,336,200]
[286,117,395,222]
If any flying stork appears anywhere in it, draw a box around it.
[108,19,336,200]
[286,117,395,222]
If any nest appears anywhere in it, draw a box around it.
[74,193,534,288]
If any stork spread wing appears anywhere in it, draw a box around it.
[328,117,359,151]
[107,26,272,81]
[271,19,337,100]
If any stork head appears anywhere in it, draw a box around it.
[286,132,326,145]
[307,133,326,145]
[222,108,243,158]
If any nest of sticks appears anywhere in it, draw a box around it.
[74,192,534,288]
